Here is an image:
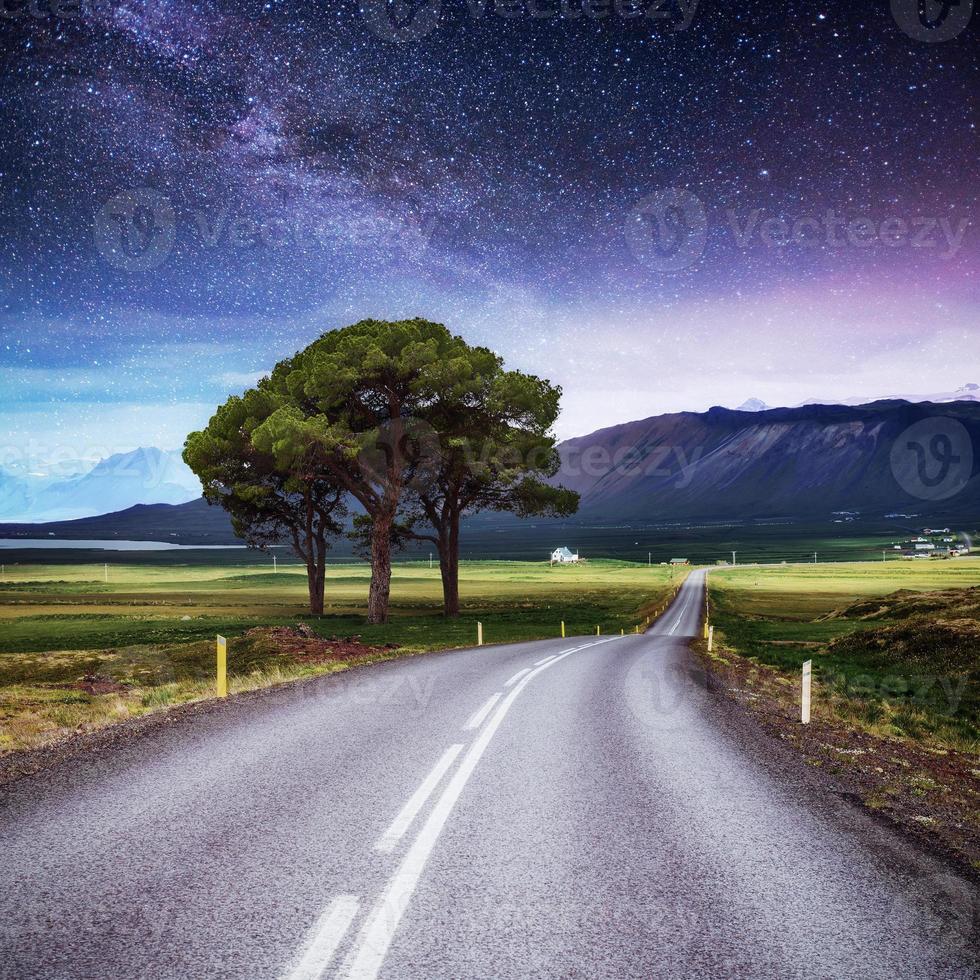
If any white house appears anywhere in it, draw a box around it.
[550,546,579,564]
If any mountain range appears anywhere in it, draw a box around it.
[0,399,976,542]
[736,383,980,413]
[0,448,201,523]
[556,400,979,522]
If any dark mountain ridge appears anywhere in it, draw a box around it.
[1,400,976,544]
[554,400,980,521]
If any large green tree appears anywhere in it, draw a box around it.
[251,318,481,624]
[407,365,578,617]
[183,389,345,615]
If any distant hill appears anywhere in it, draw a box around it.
[0,498,237,545]
[1,400,977,543]
[554,400,979,522]
[0,448,201,523]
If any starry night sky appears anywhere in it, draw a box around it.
[0,0,977,470]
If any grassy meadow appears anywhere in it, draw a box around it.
[0,559,682,755]
[707,559,980,753]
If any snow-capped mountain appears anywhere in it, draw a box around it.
[733,384,979,412]
[0,448,201,522]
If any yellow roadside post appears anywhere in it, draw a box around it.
[477,621,483,647]
[216,635,227,698]
[620,628,624,635]
[595,625,600,636]
[703,622,709,639]
[561,620,565,638]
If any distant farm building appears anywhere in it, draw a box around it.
[550,547,579,564]
[670,558,690,565]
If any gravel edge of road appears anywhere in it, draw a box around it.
[0,638,501,789]
[689,639,980,890]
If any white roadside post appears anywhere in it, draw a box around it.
[801,659,812,724]
[708,626,714,651]
[477,621,483,647]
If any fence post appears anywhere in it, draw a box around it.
[216,635,227,698]
[802,660,812,724]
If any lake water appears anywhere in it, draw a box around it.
[0,539,246,551]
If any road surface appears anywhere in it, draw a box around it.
[1,571,977,979]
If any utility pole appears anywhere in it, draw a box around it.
[882,550,886,562]
[813,552,817,564]
[273,554,277,573]
[429,552,433,570]
[648,552,651,567]
[104,563,108,584]
[731,551,736,566]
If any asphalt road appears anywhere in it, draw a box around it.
[1,571,978,979]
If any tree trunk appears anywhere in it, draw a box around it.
[439,516,460,618]
[367,509,394,624]
[307,533,326,616]
[307,564,324,615]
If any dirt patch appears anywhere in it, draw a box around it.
[244,625,399,664]
[72,674,131,696]
[694,641,980,877]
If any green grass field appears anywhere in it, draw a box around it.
[708,559,980,752]
[0,560,682,754]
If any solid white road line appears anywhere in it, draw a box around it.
[462,693,502,732]
[504,667,532,687]
[534,654,556,666]
[284,895,360,980]
[666,579,698,635]
[374,744,465,854]
[340,637,622,980]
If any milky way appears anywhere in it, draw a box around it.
[0,0,977,457]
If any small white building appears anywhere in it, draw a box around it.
[550,546,579,564]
